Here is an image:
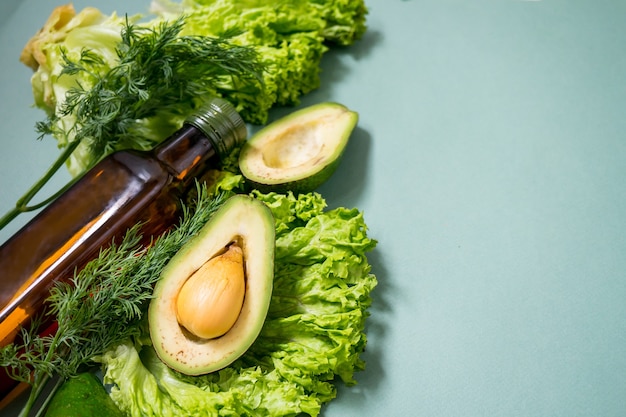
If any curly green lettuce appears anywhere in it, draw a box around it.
[151,0,368,123]
[98,191,377,417]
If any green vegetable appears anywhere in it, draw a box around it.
[97,191,377,417]
[45,373,123,417]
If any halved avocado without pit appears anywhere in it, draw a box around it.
[239,102,358,193]
[148,195,275,376]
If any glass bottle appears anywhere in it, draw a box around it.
[0,97,246,348]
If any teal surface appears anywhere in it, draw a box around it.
[1,1,625,416]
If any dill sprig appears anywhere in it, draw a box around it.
[0,184,232,416]
[38,15,262,165]
[0,16,261,231]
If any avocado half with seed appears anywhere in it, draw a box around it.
[239,102,358,193]
[148,195,275,376]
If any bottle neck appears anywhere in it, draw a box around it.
[153,124,217,181]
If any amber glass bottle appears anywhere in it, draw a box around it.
[0,97,246,347]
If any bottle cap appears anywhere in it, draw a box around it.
[185,98,247,159]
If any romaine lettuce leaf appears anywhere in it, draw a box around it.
[98,191,377,417]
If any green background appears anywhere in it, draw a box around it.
[1,0,625,416]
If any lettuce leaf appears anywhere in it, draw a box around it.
[98,191,377,417]
[151,0,368,124]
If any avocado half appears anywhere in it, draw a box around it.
[238,102,358,193]
[148,195,275,376]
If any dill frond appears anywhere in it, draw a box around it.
[0,184,231,382]
[38,16,263,169]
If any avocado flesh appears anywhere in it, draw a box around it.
[148,195,275,376]
[239,102,358,193]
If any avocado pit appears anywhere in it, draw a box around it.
[176,243,245,340]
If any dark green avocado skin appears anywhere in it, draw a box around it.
[45,373,123,417]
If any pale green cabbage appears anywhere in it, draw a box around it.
[24,8,142,175]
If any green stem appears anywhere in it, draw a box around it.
[19,319,68,417]
[27,175,83,212]
[33,376,64,417]
[0,140,81,231]
[18,373,51,417]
